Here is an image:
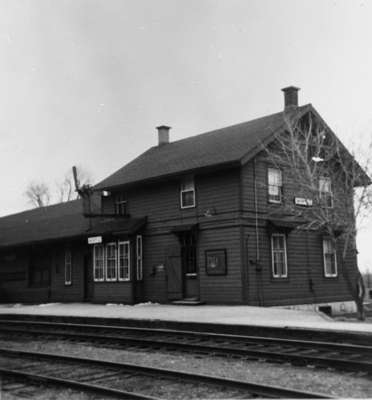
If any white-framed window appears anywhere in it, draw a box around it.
[319,176,333,208]
[105,242,117,281]
[271,234,288,278]
[93,244,105,282]
[64,249,72,286]
[323,238,337,277]
[118,241,130,281]
[136,235,143,281]
[115,193,127,215]
[180,176,195,209]
[268,168,283,203]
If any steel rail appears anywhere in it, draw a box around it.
[0,318,370,353]
[2,313,371,346]
[0,367,159,400]
[0,347,332,399]
[0,319,371,373]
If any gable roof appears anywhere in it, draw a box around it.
[0,200,146,249]
[95,105,311,190]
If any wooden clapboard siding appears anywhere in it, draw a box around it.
[198,226,243,304]
[49,243,85,302]
[0,248,37,302]
[99,167,244,304]
[240,148,360,307]
[244,225,356,306]
[142,233,176,303]
[101,168,241,223]
[93,282,133,303]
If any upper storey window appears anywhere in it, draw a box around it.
[180,177,195,209]
[115,193,127,215]
[319,177,333,208]
[268,168,283,204]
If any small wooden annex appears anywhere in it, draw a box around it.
[0,87,367,312]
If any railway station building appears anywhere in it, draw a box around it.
[0,87,368,313]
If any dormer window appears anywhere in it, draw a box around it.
[319,177,333,208]
[115,193,127,215]
[268,168,283,203]
[180,177,195,209]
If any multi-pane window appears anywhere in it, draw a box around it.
[323,238,337,277]
[105,243,117,281]
[93,244,105,282]
[136,235,143,281]
[180,177,195,208]
[271,234,288,278]
[115,193,127,215]
[118,241,130,281]
[64,249,72,286]
[319,177,333,208]
[268,168,283,203]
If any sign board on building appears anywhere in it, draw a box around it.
[88,236,102,245]
[294,197,313,206]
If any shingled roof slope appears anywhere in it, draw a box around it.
[0,200,87,248]
[0,200,146,248]
[95,105,310,190]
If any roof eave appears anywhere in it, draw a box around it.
[94,160,241,192]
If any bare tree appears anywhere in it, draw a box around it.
[25,166,93,207]
[263,111,372,319]
[24,182,51,208]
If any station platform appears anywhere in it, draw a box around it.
[0,302,371,335]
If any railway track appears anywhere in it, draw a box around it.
[0,317,371,375]
[0,347,331,399]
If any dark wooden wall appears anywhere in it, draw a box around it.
[241,153,359,306]
[102,167,244,304]
[0,150,360,307]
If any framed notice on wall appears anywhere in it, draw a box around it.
[205,249,227,276]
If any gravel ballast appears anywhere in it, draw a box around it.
[0,337,370,398]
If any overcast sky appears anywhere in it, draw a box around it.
[0,0,371,271]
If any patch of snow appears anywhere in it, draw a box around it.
[134,302,160,307]
[37,303,61,307]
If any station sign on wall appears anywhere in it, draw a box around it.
[294,197,313,207]
[88,236,102,245]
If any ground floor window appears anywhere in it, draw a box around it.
[93,244,105,281]
[271,233,288,278]
[323,238,337,277]
[65,249,72,285]
[136,235,143,280]
[106,243,118,281]
[93,241,131,282]
[118,241,130,281]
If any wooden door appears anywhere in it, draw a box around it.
[83,252,94,301]
[181,232,199,299]
[166,246,183,300]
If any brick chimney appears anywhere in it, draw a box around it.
[156,125,171,146]
[281,86,300,110]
